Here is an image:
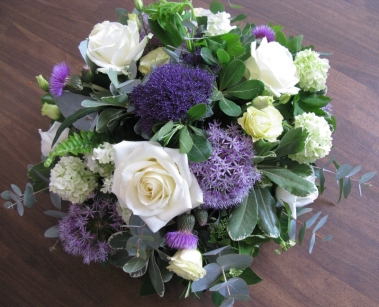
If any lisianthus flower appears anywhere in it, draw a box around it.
[166,249,206,281]
[59,196,123,264]
[253,25,276,42]
[130,63,214,136]
[190,122,260,209]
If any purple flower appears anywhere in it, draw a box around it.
[165,231,198,249]
[322,103,333,115]
[49,62,70,96]
[253,25,276,42]
[58,195,123,264]
[190,122,261,209]
[130,63,214,136]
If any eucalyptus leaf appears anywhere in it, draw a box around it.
[358,171,376,184]
[220,298,235,307]
[227,190,258,241]
[335,164,353,180]
[323,235,333,242]
[44,225,60,238]
[343,177,351,198]
[309,232,316,254]
[346,165,361,178]
[11,184,22,196]
[23,183,36,208]
[1,190,11,200]
[50,192,61,210]
[214,278,250,301]
[289,219,297,240]
[192,263,222,292]
[44,210,68,218]
[78,39,88,62]
[3,201,12,209]
[313,215,328,233]
[305,211,322,229]
[123,256,149,273]
[16,200,24,216]
[297,207,313,217]
[255,187,280,238]
[216,254,253,270]
[203,246,234,256]
[107,68,119,87]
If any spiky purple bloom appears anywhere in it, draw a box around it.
[181,48,203,67]
[190,122,261,209]
[165,231,198,249]
[322,103,333,115]
[58,196,123,264]
[49,62,70,96]
[130,63,214,136]
[253,25,276,42]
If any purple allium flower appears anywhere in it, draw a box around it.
[253,25,276,43]
[49,62,70,96]
[58,195,123,264]
[130,63,214,136]
[165,231,198,249]
[190,121,261,209]
[322,103,333,115]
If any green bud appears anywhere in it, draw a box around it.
[134,0,143,11]
[177,213,195,232]
[194,209,208,226]
[128,13,140,26]
[36,75,49,92]
[81,65,94,83]
[279,93,291,104]
[65,75,83,93]
[252,96,274,110]
[41,103,62,120]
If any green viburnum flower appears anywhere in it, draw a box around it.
[49,156,97,203]
[41,103,61,120]
[294,49,330,92]
[289,112,332,164]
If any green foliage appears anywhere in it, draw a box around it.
[44,130,98,167]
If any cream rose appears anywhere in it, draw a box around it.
[87,20,151,74]
[244,37,300,97]
[166,249,206,281]
[238,105,283,142]
[112,141,203,233]
[38,121,70,157]
[276,175,319,219]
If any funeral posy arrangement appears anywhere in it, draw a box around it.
[2,1,376,306]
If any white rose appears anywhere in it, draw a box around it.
[245,37,300,97]
[87,20,151,74]
[112,141,203,233]
[276,175,319,219]
[166,249,206,281]
[38,121,70,157]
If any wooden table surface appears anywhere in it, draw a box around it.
[1,0,378,306]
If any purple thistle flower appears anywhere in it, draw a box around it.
[190,121,261,209]
[165,231,198,249]
[58,195,123,264]
[253,25,276,42]
[49,62,70,96]
[130,63,214,136]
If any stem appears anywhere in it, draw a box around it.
[82,83,108,92]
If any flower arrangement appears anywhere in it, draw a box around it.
[1,1,376,306]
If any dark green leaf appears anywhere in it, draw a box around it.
[253,139,279,156]
[110,250,133,268]
[238,267,263,285]
[97,108,125,133]
[108,231,132,250]
[150,120,174,142]
[227,190,258,241]
[212,291,225,307]
[224,79,264,100]
[299,94,331,109]
[187,104,207,122]
[275,31,287,46]
[286,35,303,53]
[298,222,306,245]
[123,256,149,273]
[28,162,51,192]
[187,134,212,162]
[255,187,280,238]
[179,127,193,154]
[230,14,247,23]
[201,47,219,65]
[140,275,157,296]
[275,128,308,157]
[41,93,55,105]
[216,48,230,64]
[43,210,68,218]
[148,18,183,47]
[332,160,344,203]
[210,1,225,13]
[343,177,351,198]
[219,97,242,116]
[130,263,148,278]
[261,168,317,197]
[219,59,246,91]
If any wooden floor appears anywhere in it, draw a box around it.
[1,0,378,306]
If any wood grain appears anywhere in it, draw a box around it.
[1,0,378,306]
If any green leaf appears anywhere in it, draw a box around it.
[150,120,174,142]
[299,94,332,109]
[148,18,183,47]
[298,222,307,245]
[216,254,253,270]
[123,256,149,273]
[335,164,353,180]
[97,108,125,133]
[358,171,376,184]
[253,139,279,156]
[115,8,129,25]
[274,158,313,177]
[187,103,207,122]
[210,1,225,13]
[107,68,119,87]
[274,128,308,157]
[41,93,55,105]
[110,250,133,268]
[148,252,165,297]
[140,275,157,296]
[219,97,242,117]
[44,225,59,238]
[179,127,193,154]
[343,177,351,198]
[286,35,303,53]
[28,162,51,192]
[227,190,258,241]
[201,47,219,65]
[255,187,280,238]
[187,134,212,162]
[52,106,103,146]
[230,14,247,23]
[216,48,230,64]
[275,31,287,46]
[11,184,22,196]
[192,263,223,292]
[224,80,264,100]
[221,33,246,57]
[332,160,344,203]
[261,168,317,197]
[238,267,263,285]
[219,59,246,91]
[212,291,225,307]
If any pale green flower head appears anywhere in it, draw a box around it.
[294,49,330,92]
[41,103,61,120]
[289,112,332,164]
[252,95,274,109]
[36,74,49,91]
